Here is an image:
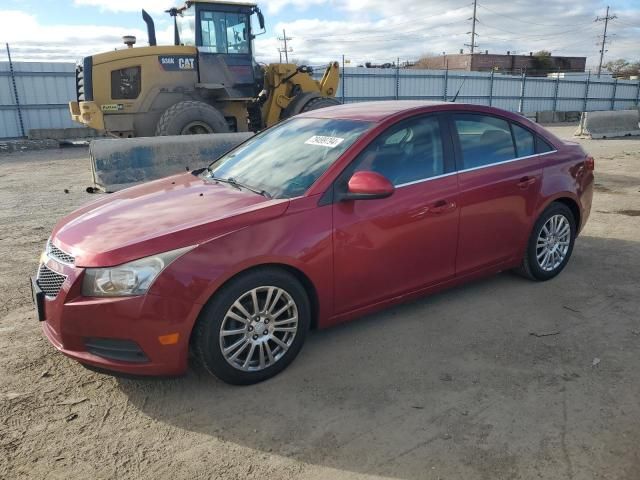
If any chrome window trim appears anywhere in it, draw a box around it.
[456,149,557,175]
[394,149,557,189]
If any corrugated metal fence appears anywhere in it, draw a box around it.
[323,67,640,113]
[2,61,640,139]
[0,61,76,139]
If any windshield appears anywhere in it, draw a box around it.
[200,11,250,54]
[206,117,372,199]
[176,6,196,46]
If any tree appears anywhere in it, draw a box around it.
[604,59,629,74]
[604,59,640,78]
[531,50,553,73]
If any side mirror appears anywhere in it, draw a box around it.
[341,171,394,201]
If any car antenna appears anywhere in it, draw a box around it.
[450,77,467,102]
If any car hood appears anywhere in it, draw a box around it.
[52,173,289,267]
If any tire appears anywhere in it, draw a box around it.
[300,96,342,112]
[192,268,310,385]
[155,100,229,136]
[516,202,576,281]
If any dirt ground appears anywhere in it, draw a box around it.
[1,125,639,480]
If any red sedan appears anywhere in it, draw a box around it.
[33,101,594,384]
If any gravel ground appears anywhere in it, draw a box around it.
[1,127,639,480]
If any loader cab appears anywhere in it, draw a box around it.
[174,1,265,97]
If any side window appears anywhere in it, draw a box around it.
[453,114,516,169]
[351,116,445,186]
[111,67,141,100]
[512,123,535,157]
[536,136,554,153]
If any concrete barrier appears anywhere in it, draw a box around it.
[575,110,640,139]
[28,127,100,140]
[89,133,254,192]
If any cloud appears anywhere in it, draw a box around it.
[1,10,173,62]
[71,0,329,15]
[256,0,640,68]
[2,0,640,68]
[72,0,176,14]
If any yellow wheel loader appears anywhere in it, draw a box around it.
[68,0,341,138]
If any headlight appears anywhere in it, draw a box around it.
[82,246,193,297]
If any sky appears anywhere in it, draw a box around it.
[1,0,639,70]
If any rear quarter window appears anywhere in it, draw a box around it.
[512,123,535,157]
[535,136,555,154]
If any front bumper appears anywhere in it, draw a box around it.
[69,101,105,131]
[36,257,201,376]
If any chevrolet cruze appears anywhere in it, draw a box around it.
[33,101,594,384]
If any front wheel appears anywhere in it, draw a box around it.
[193,268,310,385]
[155,100,229,136]
[516,202,576,281]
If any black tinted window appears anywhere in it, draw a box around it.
[536,136,554,153]
[351,116,444,186]
[512,123,535,157]
[454,114,516,169]
[111,67,140,100]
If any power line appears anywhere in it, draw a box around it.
[595,6,617,77]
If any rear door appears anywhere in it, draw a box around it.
[332,114,459,314]
[450,113,544,274]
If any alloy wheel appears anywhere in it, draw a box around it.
[536,214,571,272]
[219,286,299,372]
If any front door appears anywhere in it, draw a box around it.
[332,115,459,314]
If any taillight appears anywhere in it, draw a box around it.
[585,155,595,171]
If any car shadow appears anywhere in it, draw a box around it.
[116,234,640,479]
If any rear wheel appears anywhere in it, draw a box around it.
[193,268,310,385]
[517,202,576,281]
[155,100,229,136]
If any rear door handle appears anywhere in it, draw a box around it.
[517,176,536,189]
[429,199,456,214]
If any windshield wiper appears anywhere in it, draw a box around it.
[227,177,272,199]
[207,174,271,199]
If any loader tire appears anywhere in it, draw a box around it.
[300,96,341,112]
[155,101,229,136]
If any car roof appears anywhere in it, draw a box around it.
[297,100,450,122]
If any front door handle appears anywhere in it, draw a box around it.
[517,176,537,189]
[429,199,456,214]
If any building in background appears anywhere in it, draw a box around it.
[416,52,587,76]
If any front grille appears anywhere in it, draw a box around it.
[37,264,67,298]
[47,241,75,265]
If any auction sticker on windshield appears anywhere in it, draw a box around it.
[304,135,345,148]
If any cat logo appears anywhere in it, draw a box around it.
[159,56,197,71]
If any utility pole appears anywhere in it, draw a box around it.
[595,6,616,77]
[277,29,293,63]
[465,0,479,54]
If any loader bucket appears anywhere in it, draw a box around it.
[89,133,254,192]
